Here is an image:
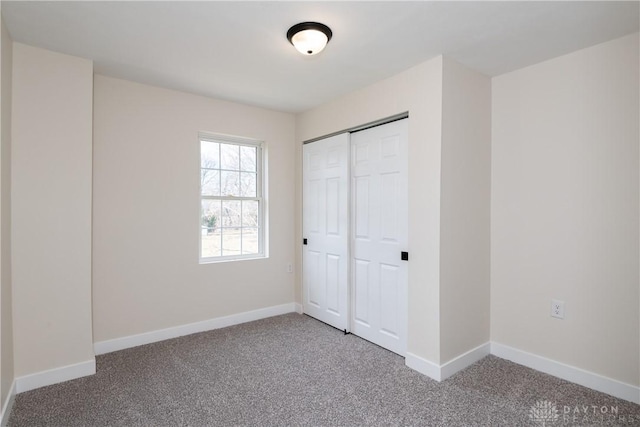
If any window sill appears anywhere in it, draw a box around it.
[199,254,267,265]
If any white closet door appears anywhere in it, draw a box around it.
[302,133,349,331]
[350,119,408,355]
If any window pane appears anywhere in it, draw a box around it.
[201,141,219,169]
[240,172,256,197]
[201,169,220,196]
[201,200,221,258]
[202,199,221,228]
[240,146,256,172]
[242,228,259,255]
[221,200,241,227]
[221,171,240,196]
[202,230,221,258]
[221,144,240,171]
[222,227,242,257]
[242,200,259,227]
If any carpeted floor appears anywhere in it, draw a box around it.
[8,313,640,426]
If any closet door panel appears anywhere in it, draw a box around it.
[351,120,408,355]
[302,133,349,331]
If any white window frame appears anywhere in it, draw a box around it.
[199,132,265,263]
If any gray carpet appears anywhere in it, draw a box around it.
[8,313,640,426]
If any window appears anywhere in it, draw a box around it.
[200,133,264,262]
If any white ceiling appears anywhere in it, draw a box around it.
[2,1,638,113]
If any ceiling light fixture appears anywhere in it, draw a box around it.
[287,22,332,56]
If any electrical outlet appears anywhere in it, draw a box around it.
[551,299,565,319]
[287,263,293,273]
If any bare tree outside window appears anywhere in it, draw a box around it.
[200,136,263,261]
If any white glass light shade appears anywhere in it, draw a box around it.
[291,29,329,56]
[287,22,332,56]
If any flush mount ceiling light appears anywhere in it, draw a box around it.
[287,22,332,56]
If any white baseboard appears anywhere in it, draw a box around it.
[1,380,15,427]
[441,342,491,381]
[94,302,297,355]
[15,358,96,394]
[491,342,640,405]
[294,303,303,314]
[407,341,639,404]
[406,342,490,382]
[405,352,443,381]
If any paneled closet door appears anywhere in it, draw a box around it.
[350,119,408,355]
[302,133,350,332]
